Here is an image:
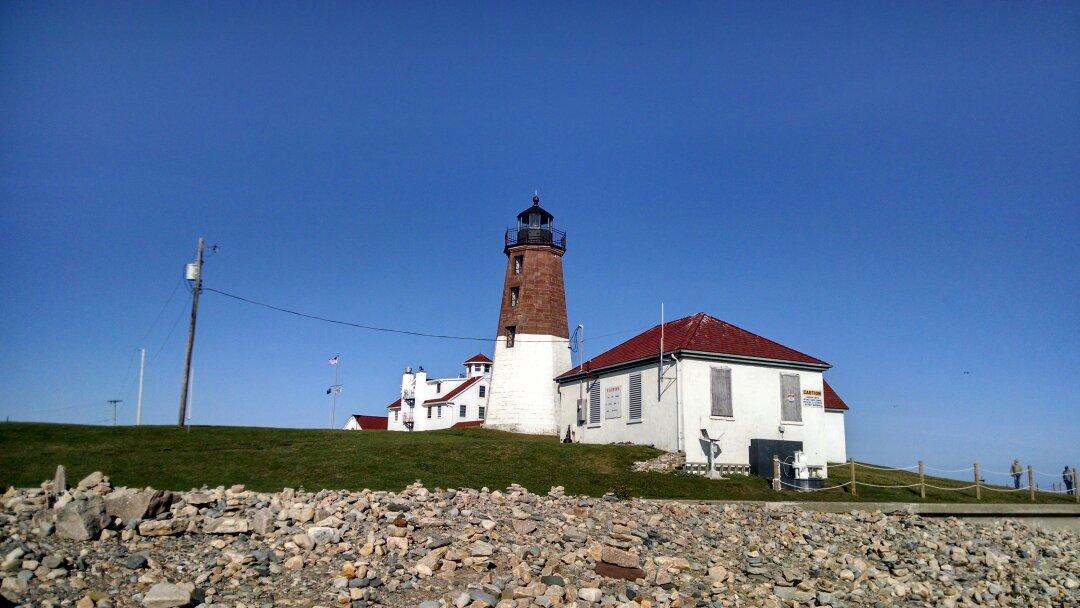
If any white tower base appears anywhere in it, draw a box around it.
[485,334,570,435]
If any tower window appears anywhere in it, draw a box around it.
[505,326,516,347]
[510,287,520,307]
[479,385,486,397]
[485,364,490,372]
[514,255,523,275]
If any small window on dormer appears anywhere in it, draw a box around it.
[510,287,519,307]
[436,381,442,393]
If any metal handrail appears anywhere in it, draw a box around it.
[504,227,567,251]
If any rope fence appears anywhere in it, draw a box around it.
[771,457,1080,502]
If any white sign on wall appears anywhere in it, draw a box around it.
[605,386,622,419]
[802,389,823,409]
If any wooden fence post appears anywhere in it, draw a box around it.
[974,463,981,500]
[918,460,926,500]
[849,458,857,497]
[1028,465,1035,502]
[772,455,781,491]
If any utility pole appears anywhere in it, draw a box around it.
[135,347,146,425]
[108,400,122,426]
[178,237,204,427]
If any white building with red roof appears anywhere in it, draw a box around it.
[386,354,492,432]
[555,312,850,476]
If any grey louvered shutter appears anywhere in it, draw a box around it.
[710,368,733,417]
[589,381,601,424]
[628,373,642,421]
[780,373,802,422]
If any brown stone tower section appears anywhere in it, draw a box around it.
[496,245,569,339]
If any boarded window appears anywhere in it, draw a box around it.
[710,367,733,417]
[605,385,622,419]
[459,404,466,417]
[479,385,486,397]
[628,373,642,421]
[588,380,601,425]
[780,373,802,422]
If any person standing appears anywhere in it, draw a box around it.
[1065,466,1075,496]
[1011,459,1023,489]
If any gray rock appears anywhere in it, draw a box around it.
[55,497,108,541]
[306,526,338,546]
[142,582,192,608]
[123,554,149,569]
[76,471,104,490]
[104,488,174,523]
[53,465,67,495]
[252,508,274,535]
[203,517,249,534]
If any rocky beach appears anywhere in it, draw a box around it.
[2,468,1077,608]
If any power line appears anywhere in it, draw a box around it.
[203,286,586,343]
[139,278,186,344]
[147,293,192,366]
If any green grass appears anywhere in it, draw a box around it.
[0,422,1073,503]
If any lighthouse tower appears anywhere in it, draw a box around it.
[485,195,571,435]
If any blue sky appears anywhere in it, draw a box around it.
[1,2,1077,481]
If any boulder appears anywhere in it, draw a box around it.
[595,561,645,581]
[55,498,108,541]
[306,526,338,546]
[252,508,274,535]
[203,517,250,534]
[600,546,640,569]
[52,465,67,496]
[76,472,104,491]
[138,519,181,537]
[142,582,192,608]
[104,488,174,523]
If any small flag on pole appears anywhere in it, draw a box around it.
[328,354,340,365]
[326,385,342,395]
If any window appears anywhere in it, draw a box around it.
[484,365,491,373]
[478,406,486,419]
[394,410,399,421]
[514,255,523,275]
[436,381,442,393]
[437,406,442,418]
[427,407,432,419]
[459,404,466,417]
[588,380,601,425]
[628,373,642,421]
[510,286,520,307]
[505,326,516,348]
[529,213,540,227]
[710,368,733,417]
[474,364,481,372]
[780,373,802,422]
[478,385,486,398]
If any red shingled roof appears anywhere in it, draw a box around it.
[464,353,492,364]
[423,376,482,405]
[348,415,388,430]
[557,312,828,379]
[451,420,484,429]
[823,380,849,411]
[386,398,401,410]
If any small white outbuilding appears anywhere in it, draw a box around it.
[555,313,850,477]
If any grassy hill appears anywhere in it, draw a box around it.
[0,422,1072,503]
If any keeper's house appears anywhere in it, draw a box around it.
[555,312,849,473]
[386,354,492,432]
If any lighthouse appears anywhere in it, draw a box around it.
[485,195,571,435]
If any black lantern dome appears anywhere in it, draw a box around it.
[504,194,566,253]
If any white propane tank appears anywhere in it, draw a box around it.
[185,262,200,281]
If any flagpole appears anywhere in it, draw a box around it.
[331,359,338,430]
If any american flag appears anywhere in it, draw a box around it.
[328,354,340,365]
